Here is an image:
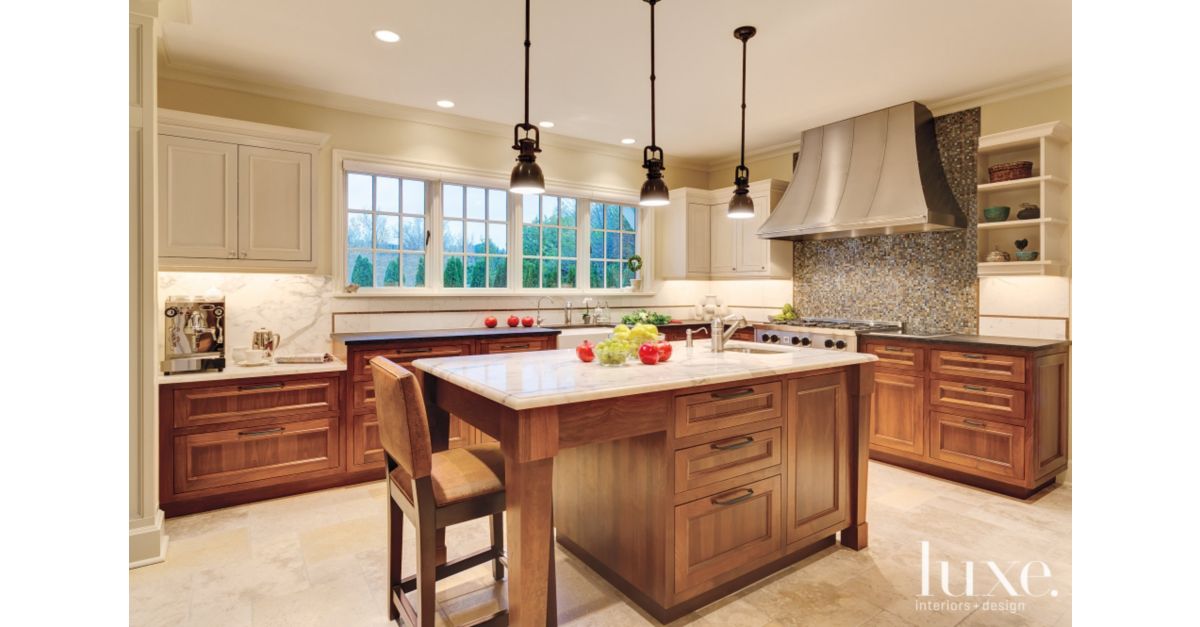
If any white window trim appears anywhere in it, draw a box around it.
[331,149,656,297]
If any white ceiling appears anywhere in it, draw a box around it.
[160,0,1071,162]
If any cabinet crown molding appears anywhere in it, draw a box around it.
[159,108,330,151]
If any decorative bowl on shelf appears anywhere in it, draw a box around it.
[1017,203,1041,220]
[986,248,1011,262]
[1015,251,1039,261]
[987,161,1034,182]
[983,206,1011,222]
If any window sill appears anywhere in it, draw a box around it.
[330,288,659,299]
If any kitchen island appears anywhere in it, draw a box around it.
[412,341,877,625]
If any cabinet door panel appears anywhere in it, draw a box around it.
[863,343,925,372]
[173,377,339,429]
[349,413,384,470]
[735,194,770,272]
[931,350,1025,384]
[870,371,925,456]
[238,146,312,261]
[929,411,1025,480]
[675,382,783,438]
[159,135,238,259]
[709,205,736,273]
[686,202,711,275]
[674,427,782,493]
[174,417,339,493]
[929,378,1025,423]
[786,372,850,546]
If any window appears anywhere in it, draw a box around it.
[589,202,638,288]
[442,183,508,288]
[521,194,578,288]
[345,172,427,287]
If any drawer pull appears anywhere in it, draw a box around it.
[960,353,985,360]
[500,343,531,350]
[237,426,285,437]
[710,436,755,451]
[963,384,987,391]
[962,418,987,427]
[883,346,906,353]
[397,347,434,354]
[711,388,755,400]
[238,382,284,391]
[711,488,755,506]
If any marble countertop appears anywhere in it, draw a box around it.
[860,332,1069,350]
[157,358,346,385]
[333,327,561,345]
[412,340,876,410]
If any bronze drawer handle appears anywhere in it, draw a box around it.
[238,382,284,391]
[238,426,285,437]
[963,384,987,392]
[396,347,434,354]
[962,418,987,427]
[711,436,755,451]
[960,353,985,360]
[500,343,531,350]
[883,346,906,353]
[711,488,755,506]
[711,388,755,400]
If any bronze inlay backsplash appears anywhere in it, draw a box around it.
[792,108,980,334]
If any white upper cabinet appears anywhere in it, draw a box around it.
[157,110,327,271]
[159,135,238,259]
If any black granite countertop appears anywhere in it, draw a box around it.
[860,332,1069,351]
[333,327,562,345]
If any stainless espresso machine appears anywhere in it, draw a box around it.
[162,296,226,374]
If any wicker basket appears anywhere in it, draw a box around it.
[987,161,1034,183]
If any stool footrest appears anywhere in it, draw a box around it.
[398,546,506,594]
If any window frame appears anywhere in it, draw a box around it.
[332,151,654,297]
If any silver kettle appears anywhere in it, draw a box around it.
[251,328,281,356]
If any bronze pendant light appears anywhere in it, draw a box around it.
[639,0,669,207]
[510,0,545,194]
[728,25,757,218]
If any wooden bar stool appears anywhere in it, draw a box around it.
[372,357,510,627]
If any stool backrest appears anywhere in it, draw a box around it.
[369,357,433,479]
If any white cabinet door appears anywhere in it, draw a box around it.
[736,193,770,273]
[237,146,312,261]
[709,203,737,273]
[685,202,711,275]
[158,135,238,259]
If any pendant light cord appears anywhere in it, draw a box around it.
[523,0,531,128]
[739,35,747,168]
[649,0,657,147]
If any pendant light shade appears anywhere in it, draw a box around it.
[728,25,757,219]
[639,0,669,207]
[510,0,545,194]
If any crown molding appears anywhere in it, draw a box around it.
[706,138,804,173]
[158,62,712,173]
[927,69,1072,117]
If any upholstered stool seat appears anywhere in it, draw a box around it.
[388,443,506,506]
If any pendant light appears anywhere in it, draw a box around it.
[639,0,669,207]
[509,0,545,194]
[728,26,757,218]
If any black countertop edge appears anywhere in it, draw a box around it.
[860,332,1070,351]
[333,327,562,344]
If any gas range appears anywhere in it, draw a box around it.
[754,318,903,352]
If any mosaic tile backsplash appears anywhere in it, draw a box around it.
[792,108,980,334]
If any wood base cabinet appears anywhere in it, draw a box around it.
[861,338,1068,498]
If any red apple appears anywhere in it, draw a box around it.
[638,342,660,365]
[484,316,498,328]
[575,340,595,362]
[507,315,520,327]
[521,316,535,327]
[656,340,673,362]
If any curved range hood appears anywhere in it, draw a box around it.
[758,101,965,240]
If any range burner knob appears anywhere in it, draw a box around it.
[801,337,812,346]
[835,340,847,350]
[824,339,835,348]
[790,336,801,345]
[761,333,770,342]
[769,334,779,343]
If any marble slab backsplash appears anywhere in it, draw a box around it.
[792,108,981,334]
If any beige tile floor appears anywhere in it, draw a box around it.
[130,462,1071,626]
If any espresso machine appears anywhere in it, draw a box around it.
[162,296,226,374]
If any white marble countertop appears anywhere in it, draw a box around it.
[412,340,876,410]
[157,358,346,385]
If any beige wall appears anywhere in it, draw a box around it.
[158,77,710,275]
[980,84,1071,135]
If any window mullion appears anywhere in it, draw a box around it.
[430,180,443,290]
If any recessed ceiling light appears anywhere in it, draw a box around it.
[538,121,554,128]
[436,100,455,108]
[373,30,401,43]
[621,138,636,145]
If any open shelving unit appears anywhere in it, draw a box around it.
[975,122,1071,276]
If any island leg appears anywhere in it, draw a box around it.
[503,407,559,626]
[842,362,875,550]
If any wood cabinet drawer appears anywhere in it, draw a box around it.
[673,475,783,600]
[173,417,340,493]
[173,376,339,429]
[674,428,782,493]
[476,336,552,354]
[675,382,783,438]
[350,343,471,380]
[929,411,1026,480]
[870,371,926,456]
[863,343,925,371]
[352,379,376,412]
[930,379,1026,423]
[931,350,1026,384]
[349,413,384,470]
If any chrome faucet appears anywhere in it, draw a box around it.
[535,295,559,326]
[710,314,747,353]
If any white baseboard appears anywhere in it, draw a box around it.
[129,509,169,569]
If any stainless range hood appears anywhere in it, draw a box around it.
[758,102,965,240]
